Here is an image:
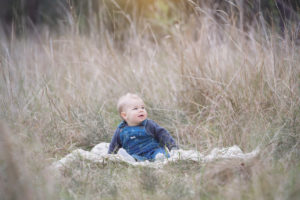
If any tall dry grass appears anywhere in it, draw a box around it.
[0,1,299,199]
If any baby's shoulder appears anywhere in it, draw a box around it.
[117,121,127,128]
[145,119,159,128]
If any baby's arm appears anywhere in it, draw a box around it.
[108,128,122,154]
[147,120,178,150]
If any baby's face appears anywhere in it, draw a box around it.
[121,98,147,126]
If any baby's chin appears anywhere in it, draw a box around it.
[138,117,147,121]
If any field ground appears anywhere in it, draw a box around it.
[1,1,300,199]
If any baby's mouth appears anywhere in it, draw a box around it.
[138,114,144,118]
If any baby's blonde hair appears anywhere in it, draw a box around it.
[117,93,143,114]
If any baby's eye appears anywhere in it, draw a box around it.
[141,106,145,109]
[133,107,138,110]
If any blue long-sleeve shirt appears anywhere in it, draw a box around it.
[108,119,177,160]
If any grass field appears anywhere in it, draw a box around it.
[0,1,300,199]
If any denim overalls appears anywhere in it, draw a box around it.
[120,125,169,161]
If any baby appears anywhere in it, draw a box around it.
[108,93,178,161]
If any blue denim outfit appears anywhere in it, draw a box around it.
[108,119,177,161]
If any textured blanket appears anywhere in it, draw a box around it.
[53,143,259,169]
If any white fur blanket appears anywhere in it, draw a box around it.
[53,143,259,169]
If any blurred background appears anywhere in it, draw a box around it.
[0,0,299,38]
[0,1,300,200]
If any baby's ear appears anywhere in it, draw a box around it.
[120,112,126,120]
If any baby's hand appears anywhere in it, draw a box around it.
[169,147,180,157]
[154,153,166,161]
